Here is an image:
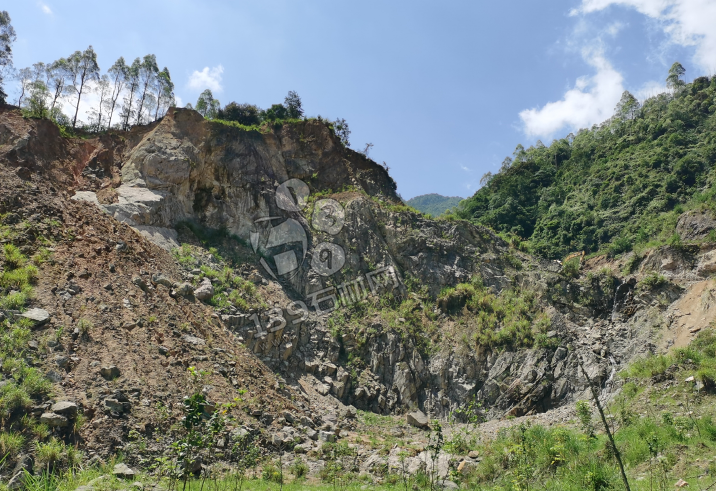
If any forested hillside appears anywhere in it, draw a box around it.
[406,193,463,216]
[457,65,716,259]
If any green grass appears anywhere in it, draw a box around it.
[437,277,549,350]
[623,329,716,381]
[0,431,24,460]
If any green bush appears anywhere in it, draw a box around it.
[562,257,580,277]
[0,431,25,460]
[2,244,27,269]
[637,271,667,290]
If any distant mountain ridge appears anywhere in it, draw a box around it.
[407,193,463,216]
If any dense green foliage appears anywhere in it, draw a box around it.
[458,73,716,259]
[406,193,463,216]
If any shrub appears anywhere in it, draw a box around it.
[262,461,283,483]
[562,257,580,277]
[291,457,309,479]
[0,286,33,309]
[77,318,93,338]
[0,264,38,290]
[0,382,32,419]
[638,271,667,290]
[623,354,672,378]
[2,244,27,269]
[35,439,64,467]
[35,439,82,471]
[0,431,25,460]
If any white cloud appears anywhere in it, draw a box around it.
[575,0,716,71]
[187,65,224,93]
[519,47,624,138]
[605,21,626,36]
[39,2,52,15]
[460,165,471,172]
[634,79,668,100]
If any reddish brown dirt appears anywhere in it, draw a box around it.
[0,107,314,463]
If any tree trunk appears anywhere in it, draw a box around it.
[123,86,136,131]
[135,82,149,125]
[72,73,86,129]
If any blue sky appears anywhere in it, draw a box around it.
[3,0,715,199]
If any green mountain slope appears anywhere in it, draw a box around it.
[407,193,463,216]
[457,75,716,259]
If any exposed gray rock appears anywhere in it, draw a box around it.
[151,273,173,288]
[20,308,50,327]
[40,412,68,427]
[51,401,78,418]
[174,282,194,298]
[193,278,214,302]
[113,463,135,478]
[182,334,206,346]
[407,410,429,428]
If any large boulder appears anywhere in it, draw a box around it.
[193,278,214,302]
[406,409,429,428]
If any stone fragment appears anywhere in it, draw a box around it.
[174,282,194,298]
[182,334,206,346]
[20,308,50,327]
[100,365,121,380]
[40,412,68,427]
[194,278,214,302]
[51,401,78,418]
[438,480,459,490]
[457,460,476,474]
[152,273,173,288]
[318,430,336,443]
[406,410,429,428]
[113,463,136,478]
[132,276,148,291]
[8,454,33,490]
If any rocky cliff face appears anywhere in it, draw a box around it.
[58,107,694,422]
